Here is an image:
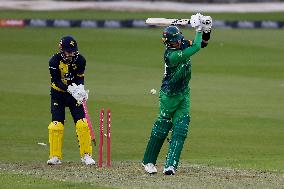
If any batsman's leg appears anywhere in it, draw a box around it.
[47,121,64,164]
[164,93,190,174]
[164,115,189,174]
[142,119,172,166]
[143,91,181,174]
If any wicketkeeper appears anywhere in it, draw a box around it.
[47,36,95,165]
[142,13,212,175]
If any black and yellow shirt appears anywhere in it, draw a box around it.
[49,53,86,92]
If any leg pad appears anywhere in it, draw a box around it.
[48,121,64,159]
[165,115,190,169]
[76,119,92,157]
[143,119,172,165]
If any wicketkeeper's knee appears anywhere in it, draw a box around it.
[75,118,92,157]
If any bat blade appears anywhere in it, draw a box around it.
[82,100,96,146]
[145,18,190,26]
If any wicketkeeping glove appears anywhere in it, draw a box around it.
[67,83,88,104]
[77,84,89,102]
[67,83,78,95]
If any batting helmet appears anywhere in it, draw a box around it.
[162,26,184,49]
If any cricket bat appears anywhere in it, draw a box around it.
[82,100,96,146]
[145,18,190,26]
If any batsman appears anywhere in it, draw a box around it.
[47,36,95,165]
[142,13,212,175]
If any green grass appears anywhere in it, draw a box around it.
[0,27,283,170]
[0,172,113,189]
[0,10,283,188]
[1,10,284,20]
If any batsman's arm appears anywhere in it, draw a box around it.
[49,58,68,92]
[167,32,202,84]
[201,31,211,48]
[169,31,202,63]
[182,31,202,57]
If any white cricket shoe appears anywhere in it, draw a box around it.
[47,156,62,165]
[81,154,96,165]
[143,163,157,174]
[163,166,175,175]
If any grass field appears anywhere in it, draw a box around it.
[0,10,284,188]
[1,10,284,20]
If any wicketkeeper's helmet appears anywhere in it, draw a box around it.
[59,36,79,63]
[162,26,184,49]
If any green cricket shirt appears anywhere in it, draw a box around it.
[161,31,202,96]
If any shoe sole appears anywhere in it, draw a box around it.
[85,162,96,165]
[81,158,96,165]
[164,171,175,175]
[148,171,157,174]
[142,163,158,174]
[47,162,61,165]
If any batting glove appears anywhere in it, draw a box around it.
[190,13,203,32]
[200,15,213,33]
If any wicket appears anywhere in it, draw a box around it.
[98,108,111,167]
